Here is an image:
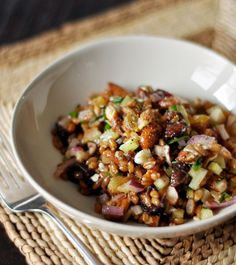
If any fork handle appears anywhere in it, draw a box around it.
[39,207,103,265]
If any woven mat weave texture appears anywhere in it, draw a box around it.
[0,0,236,264]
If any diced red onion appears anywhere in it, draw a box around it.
[205,197,236,209]
[118,179,144,193]
[54,158,76,178]
[187,135,216,146]
[150,89,173,102]
[178,140,187,147]
[110,193,126,202]
[102,205,124,218]
[66,146,89,162]
[216,124,230,140]
[67,146,83,156]
[129,179,144,192]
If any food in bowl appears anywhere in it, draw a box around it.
[51,82,236,226]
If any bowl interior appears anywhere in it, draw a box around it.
[12,37,236,231]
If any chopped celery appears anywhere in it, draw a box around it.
[220,192,231,203]
[112,96,123,104]
[207,106,225,124]
[108,176,127,193]
[154,176,169,190]
[120,96,134,107]
[186,188,194,199]
[119,138,139,153]
[82,128,101,143]
[200,208,213,220]
[169,104,190,125]
[100,129,119,141]
[189,167,208,190]
[213,155,226,169]
[208,162,222,176]
[168,135,189,144]
[172,209,184,219]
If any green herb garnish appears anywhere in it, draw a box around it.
[169,104,190,126]
[69,111,78,118]
[168,135,189,145]
[112,96,123,104]
[169,104,178,111]
[220,192,231,203]
[104,123,112,131]
[192,157,203,171]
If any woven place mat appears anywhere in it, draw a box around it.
[1,0,236,264]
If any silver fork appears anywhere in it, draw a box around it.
[0,106,103,265]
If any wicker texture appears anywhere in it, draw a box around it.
[0,0,236,264]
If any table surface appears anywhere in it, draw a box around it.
[0,224,27,265]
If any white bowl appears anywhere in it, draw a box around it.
[11,36,236,238]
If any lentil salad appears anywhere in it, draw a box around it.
[52,83,236,226]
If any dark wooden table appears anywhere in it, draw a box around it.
[0,224,27,265]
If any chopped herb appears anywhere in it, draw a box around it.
[169,104,178,111]
[164,166,172,177]
[104,123,112,131]
[220,192,231,203]
[172,160,178,164]
[168,135,189,144]
[94,115,104,121]
[169,104,190,125]
[192,157,202,171]
[90,95,98,99]
[69,111,78,118]
[112,96,123,104]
